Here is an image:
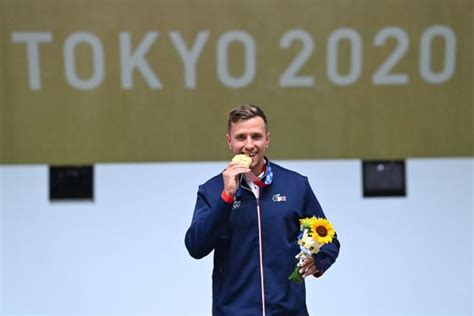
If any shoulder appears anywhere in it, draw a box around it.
[199,172,223,192]
[270,161,308,182]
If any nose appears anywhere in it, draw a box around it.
[244,136,254,151]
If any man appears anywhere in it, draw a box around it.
[185,104,340,316]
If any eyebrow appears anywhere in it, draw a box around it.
[234,132,263,137]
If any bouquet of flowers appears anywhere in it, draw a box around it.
[288,216,335,283]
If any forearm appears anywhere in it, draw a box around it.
[185,194,232,259]
[314,234,340,277]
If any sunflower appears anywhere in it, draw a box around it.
[310,218,335,245]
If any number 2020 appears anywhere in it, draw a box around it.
[280,25,456,87]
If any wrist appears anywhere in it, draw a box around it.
[221,190,234,204]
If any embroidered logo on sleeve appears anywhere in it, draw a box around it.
[232,200,241,210]
[272,194,287,202]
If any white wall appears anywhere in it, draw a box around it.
[1,159,472,316]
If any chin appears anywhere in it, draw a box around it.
[252,159,262,168]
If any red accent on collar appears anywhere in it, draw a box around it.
[255,179,265,188]
[244,171,266,188]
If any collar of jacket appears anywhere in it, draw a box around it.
[236,158,273,197]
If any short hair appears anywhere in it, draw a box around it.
[227,104,268,132]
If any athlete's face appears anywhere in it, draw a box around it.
[226,117,270,175]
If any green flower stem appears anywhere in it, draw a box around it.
[288,266,304,284]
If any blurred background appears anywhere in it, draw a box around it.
[0,0,472,315]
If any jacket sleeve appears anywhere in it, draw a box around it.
[302,177,341,277]
[185,184,233,259]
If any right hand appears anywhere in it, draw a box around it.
[222,162,251,197]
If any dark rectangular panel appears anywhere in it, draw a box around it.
[49,166,93,201]
[363,160,406,197]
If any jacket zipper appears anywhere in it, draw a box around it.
[242,180,266,316]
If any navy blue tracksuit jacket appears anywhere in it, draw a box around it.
[185,161,340,315]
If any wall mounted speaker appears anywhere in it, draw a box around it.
[362,160,406,197]
[49,165,93,201]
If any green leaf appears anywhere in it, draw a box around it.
[288,266,304,284]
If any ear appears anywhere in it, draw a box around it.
[265,132,271,147]
[226,133,232,149]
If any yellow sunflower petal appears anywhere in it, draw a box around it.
[309,218,335,245]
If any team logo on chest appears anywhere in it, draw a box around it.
[272,194,287,202]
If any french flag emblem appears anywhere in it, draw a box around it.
[272,194,287,202]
